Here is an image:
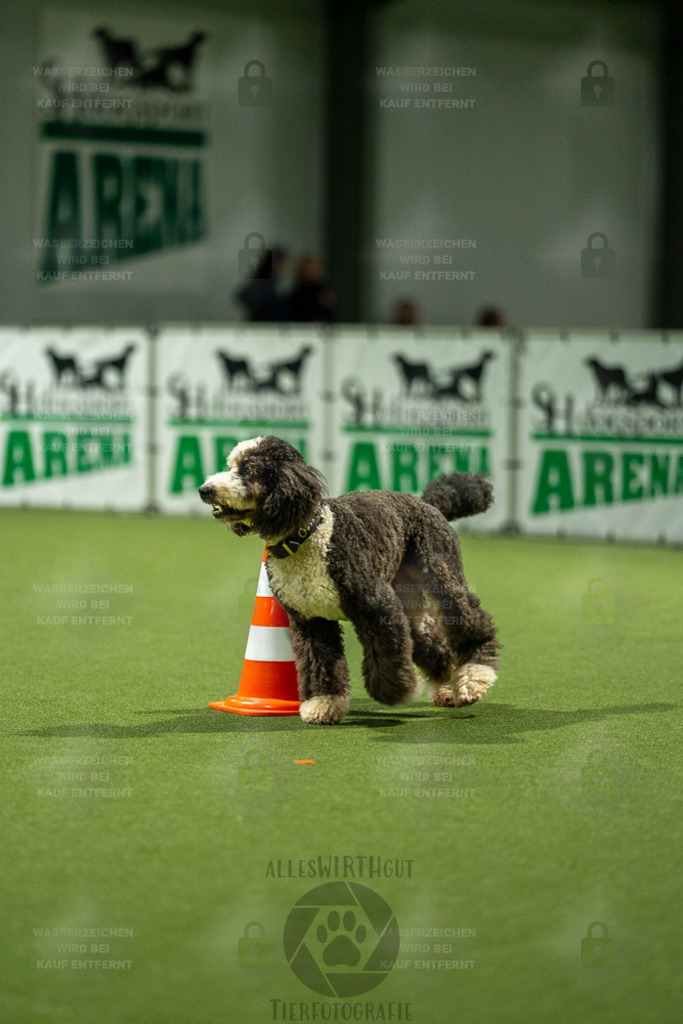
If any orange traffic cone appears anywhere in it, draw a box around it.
[209,550,301,716]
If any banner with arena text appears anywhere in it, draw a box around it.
[33,9,211,293]
[326,327,512,531]
[517,331,683,543]
[153,326,326,515]
[0,327,148,509]
[4,324,682,546]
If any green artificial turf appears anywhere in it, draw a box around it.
[1,509,681,1024]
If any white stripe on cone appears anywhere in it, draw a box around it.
[244,624,296,663]
[256,561,273,598]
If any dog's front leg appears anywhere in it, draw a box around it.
[344,583,419,706]
[287,615,351,725]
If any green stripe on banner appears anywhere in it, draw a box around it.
[533,433,682,446]
[343,425,491,437]
[1,415,133,424]
[41,123,207,147]
[168,419,309,429]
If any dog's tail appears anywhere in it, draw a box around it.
[421,472,493,521]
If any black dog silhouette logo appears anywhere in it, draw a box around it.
[584,355,683,408]
[392,351,496,403]
[283,882,399,997]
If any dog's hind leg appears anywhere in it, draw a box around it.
[409,616,451,684]
[418,560,499,708]
[343,583,420,706]
[287,616,351,725]
[456,641,499,704]
[438,584,499,707]
[401,589,497,706]
[437,594,499,707]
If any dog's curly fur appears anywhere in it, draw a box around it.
[199,436,499,725]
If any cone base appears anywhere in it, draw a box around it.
[209,695,301,716]
[211,658,300,715]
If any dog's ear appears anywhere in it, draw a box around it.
[252,448,325,539]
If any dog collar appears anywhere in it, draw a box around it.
[266,506,324,560]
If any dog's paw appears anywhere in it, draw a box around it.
[453,663,496,705]
[299,695,350,725]
[432,664,496,708]
[432,685,458,708]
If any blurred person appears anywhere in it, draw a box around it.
[392,299,420,325]
[476,305,506,328]
[236,245,289,322]
[287,256,336,323]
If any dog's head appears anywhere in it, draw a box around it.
[198,436,325,540]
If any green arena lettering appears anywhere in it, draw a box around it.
[347,442,382,491]
[42,152,81,274]
[2,429,131,486]
[532,447,683,514]
[44,432,69,478]
[348,441,490,493]
[42,150,204,274]
[170,435,204,493]
[392,444,419,492]
[171,434,308,495]
[3,430,36,486]
[214,437,239,473]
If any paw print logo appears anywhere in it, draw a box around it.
[283,881,399,997]
[317,910,369,967]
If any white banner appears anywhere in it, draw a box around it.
[4,324,681,546]
[33,9,211,293]
[518,331,683,542]
[154,326,326,514]
[327,327,511,530]
[0,327,148,510]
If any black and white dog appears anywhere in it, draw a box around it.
[199,436,499,725]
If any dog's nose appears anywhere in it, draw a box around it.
[198,483,213,499]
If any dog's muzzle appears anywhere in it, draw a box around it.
[198,482,254,533]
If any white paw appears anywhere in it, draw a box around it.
[432,664,496,707]
[454,663,496,705]
[299,695,350,725]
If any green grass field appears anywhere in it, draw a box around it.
[1,508,681,1024]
